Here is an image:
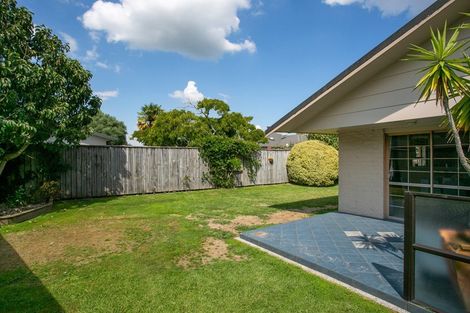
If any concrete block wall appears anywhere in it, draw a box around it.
[338,129,386,219]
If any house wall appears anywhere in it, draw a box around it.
[299,26,470,132]
[80,136,108,146]
[338,129,386,219]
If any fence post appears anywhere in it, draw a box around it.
[403,191,415,301]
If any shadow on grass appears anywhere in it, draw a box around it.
[269,196,338,214]
[0,235,63,313]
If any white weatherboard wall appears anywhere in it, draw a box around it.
[339,129,385,219]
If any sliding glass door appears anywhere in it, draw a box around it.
[388,132,470,219]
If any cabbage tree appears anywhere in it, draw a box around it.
[406,22,470,174]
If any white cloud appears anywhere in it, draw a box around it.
[85,45,99,61]
[82,0,256,59]
[60,32,79,53]
[89,31,101,42]
[96,61,109,69]
[96,90,119,101]
[58,0,87,8]
[255,125,264,130]
[322,0,434,16]
[96,61,121,73]
[218,93,230,101]
[170,81,205,104]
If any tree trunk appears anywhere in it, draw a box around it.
[0,144,30,176]
[443,98,470,175]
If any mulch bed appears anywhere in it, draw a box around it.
[0,202,53,225]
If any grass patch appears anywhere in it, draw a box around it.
[0,184,392,312]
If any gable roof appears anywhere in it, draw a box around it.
[267,0,469,135]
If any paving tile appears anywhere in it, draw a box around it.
[241,212,405,302]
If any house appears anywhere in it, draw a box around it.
[262,132,308,149]
[267,0,470,221]
[80,132,117,146]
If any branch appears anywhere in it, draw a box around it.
[0,144,30,176]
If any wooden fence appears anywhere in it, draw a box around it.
[59,146,290,199]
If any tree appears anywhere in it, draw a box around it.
[132,99,266,146]
[0,0,101,175]
[89,111,128,145]
[307,133,339,150]
[406,21,470,174]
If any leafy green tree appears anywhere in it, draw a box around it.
[0,0,101,175]
[406,21,470,174]
[307,134,339,150]
[132,99,266,146]
[89,111,128,145]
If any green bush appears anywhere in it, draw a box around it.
[287,140,338,186]
[198,136,261,188]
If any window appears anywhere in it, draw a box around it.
[388,132,470,219]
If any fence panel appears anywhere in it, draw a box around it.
[59,146,290,199]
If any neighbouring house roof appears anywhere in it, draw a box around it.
[267,0,469,135]
[262,132,308,148]
[80,132,118,146]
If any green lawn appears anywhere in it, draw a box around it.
[0,184,392,313]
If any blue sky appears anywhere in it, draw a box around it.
[18,0,435,143]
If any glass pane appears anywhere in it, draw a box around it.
[390,148,408,159]
[465,146,470,158]
[463,132,470,144]
[460,173,470,187]
[390,159,408,171]
[409,158,430,171]
[389,170,408,183]
[434,159,459,172]
[414,194,470,312]
[391,135,407,147]
[433,132,454,145]
[409,186,430,193]
[389,195,404,207]
[409,146,430,158]
[389,205,403,218]
[415,196,470,251]
[433,188,459,196]
[414,252,469,313]
[390,185,407,196]
[409,134,429,145]
[434,146,458,158]
[434,172,458,186]
[410,171,430,184]
[460,189,470,198]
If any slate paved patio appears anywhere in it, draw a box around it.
[240,212,421,311]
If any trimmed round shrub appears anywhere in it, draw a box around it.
[287,140,338,186]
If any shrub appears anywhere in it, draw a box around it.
[307,133,339,149]
[198,136,261,188]
[287,140,338,186]
[5,186,30,208]
[34,181,61,202]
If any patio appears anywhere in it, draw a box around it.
[241,212,427,312]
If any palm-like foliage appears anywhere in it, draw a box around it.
[406,22,470,174]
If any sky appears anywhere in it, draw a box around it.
[18,0,435,144]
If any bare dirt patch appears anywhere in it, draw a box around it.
[185,205,337,235]
[177,237,245,269]
[207,215,263,234]
[266,211,309,224]
[0,220,152,270]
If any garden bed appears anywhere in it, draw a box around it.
[0,201,53,226]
